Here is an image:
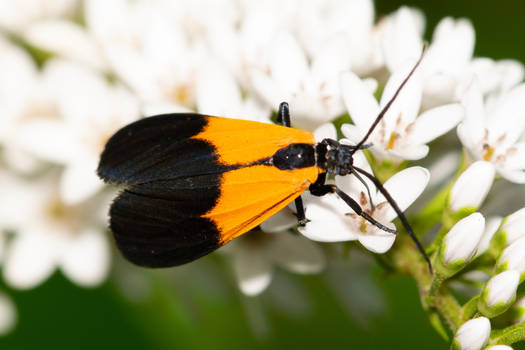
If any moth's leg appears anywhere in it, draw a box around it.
[309,179,396,234]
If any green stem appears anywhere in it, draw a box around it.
[390,235,462,332]
[489,321,525,345]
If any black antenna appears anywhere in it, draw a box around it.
[350,45,432,273]
[350,45,427,156]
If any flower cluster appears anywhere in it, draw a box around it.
[0,0,524,347]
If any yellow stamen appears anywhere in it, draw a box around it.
[483,146,495,161]
[360,219,368,233]
[173,85,190,104]
[387,131,397,150]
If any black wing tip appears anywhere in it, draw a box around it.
[108,190,222,268]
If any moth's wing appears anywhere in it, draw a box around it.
[98,114,318,267]
[206,165,317,244]
[109,166,317,267]
[97,114,315,184]
[97,114,216,185]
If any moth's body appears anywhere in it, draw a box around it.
[97,52,431,270]
[99,114,329,267]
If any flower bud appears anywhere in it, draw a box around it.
[438,213,485,276]
[478,270,520,318]
[449,161,495,213]
[496,237,525,279]
[500,207,525,246]
[452,317,491,350]
[475,216,502,257]
[486,346,514,350]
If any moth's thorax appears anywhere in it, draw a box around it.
[316,139,355,176]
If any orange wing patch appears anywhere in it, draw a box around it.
[194,117,316,165]
[204,165,319,244]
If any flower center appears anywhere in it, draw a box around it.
[483,144,495,161]
[172,85,191,105]
[387,131,397,150]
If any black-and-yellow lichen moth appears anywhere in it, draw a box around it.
[97,51,431,271]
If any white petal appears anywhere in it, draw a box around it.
[260,209,297,233]
[497,237,525,274]
[498,168,525,184]
[426,17,474,76]
[410,104,464,145]
[383,7,423,73]
[269,234,325,274]
[340,124,364,144]
[298,194,359,242]
[23,20,106,70]
[249,69,287,108]
[15,120,78,163]
[4,233,58,289]
[386,145,429,161]
[60,159,103,204]
[59,230,110,287]
[380,166,430,222]
[196,60,242,116]
[313,123,337,142]
[450,161,495,212]
[0,293,16,335]
[476,216,503,256]
[487,84,525,143]
[501,207,525,246]
[380,59,423,127]
[358,231,396,253]
[340,71,378,132]
[269,32,308,90]
[233,249,272,296]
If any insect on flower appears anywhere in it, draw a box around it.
[97,50,431,272]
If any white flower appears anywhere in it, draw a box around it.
[381,7,425,74]
[449,161,495,212]
[22,19,107,71]
[0,293,16,335]
[14,59,140,204]
[382,11,475,108]
[468,57,525,97]
[0,0,78,32]
[223,231,325,296]
[441,213,485,266]
[499,207,525,246]
[294,0,376,75]
[341,60,464,163]
[479,270,520,317]
[85,0,204,111]
[453,317,491,350]
[0,35,51,173]
[196,60,270,123]
[249,31,351,130]
[299,137,429,253]
[459,80,525,183]
[1,171,111,289]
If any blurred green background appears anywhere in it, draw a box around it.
[2,0,525,349]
